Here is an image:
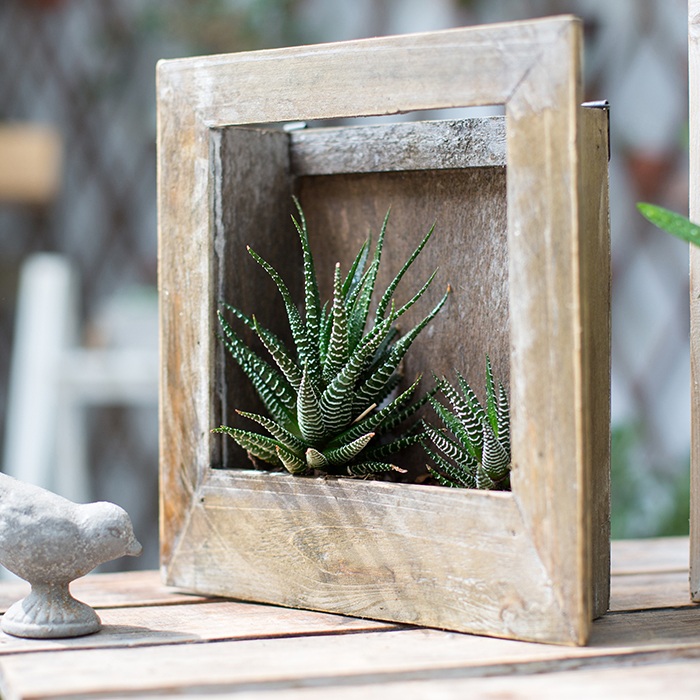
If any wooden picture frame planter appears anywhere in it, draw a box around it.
[157,16,611,645]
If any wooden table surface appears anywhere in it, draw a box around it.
[0,537,698,699]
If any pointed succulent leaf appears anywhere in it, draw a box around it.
[422,422,476,470]
[319,301,331,366]
[485,355,499,434]
[291,198,322,354]
[375,222,435,321]
[251,317,303,390]
[439,375,473,428]
[361,431,423,461]
[323,432,374,465]
[375,378,439,436]
[319,311,395,433]
[456,371,487,425]
[497,382,510,451]
[276,445,308,474]
[333,374,422,447]
[481,421,510,481]
[423,442,476,488]
[455,372,487,449]
[217,312,295,423]
[235,410,305,454]
[305,447,328,469]
[296,365,326,444]
[428,396,477,459]
[391,283,449,359]
[212,426,281,466]
[347,260,379,349]
[247,245,311,367]
[347,211,388,347]
[390,269,440,325]
[322,262,350,383]
[476,464,497,490]
[351,355,399,413]
[342,235,371,300]
[346,461,405,476]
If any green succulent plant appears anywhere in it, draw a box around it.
[213,199,449,477]
[422,356,511,490]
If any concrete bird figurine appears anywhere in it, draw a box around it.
[0,472,142,638]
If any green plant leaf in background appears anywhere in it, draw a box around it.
[636,203,700,246]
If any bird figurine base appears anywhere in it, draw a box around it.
[2,583,102,638]
[0,472,142,640]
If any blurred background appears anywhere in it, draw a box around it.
[0,0,690,570]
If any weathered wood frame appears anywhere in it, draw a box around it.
[157,17,610,645]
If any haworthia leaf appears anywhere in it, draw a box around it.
[252,317,303,390]
[422,422,474,468]
[346,461,402,476]
[348,211,388,348]
[497,383,510,450]
[481,422,510,481]
[305,447,328,469]
[319,311,395,433]
[333,374,422,447]
[476,464,497,490]
[297,365,325,444]
[428,397,477,459]
[212,426,281,466]
[375,222,435,321]
[217,312,295,423]
[423,442,476,488]
[291,198,320,332]
[361,431,423,461]
[485,355,498,434]
[342,235,370,300]
[323,432,374,465]
[322,263,350,384]
[235,410,305,454]
[276,445,308,474]
[376,378,439,436]
[247,246,309,368]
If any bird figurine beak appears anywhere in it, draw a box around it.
[126,537,143,557]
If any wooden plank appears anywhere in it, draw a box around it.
[0,124,62,204]
[4,606,700,698]
[168,471,572,642]
[579,103,611,619]
[611,536,689,575]
[504,25,590,640]
[0,570,217,615]
[0,599,397,656]
[204,659,700,700]
[158,16,609,646]
[689,0,700,603]
[609,571,692,612]
[289,117,506,175]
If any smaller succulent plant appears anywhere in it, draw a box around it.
[422,356,511,490]
[213,198,449,477]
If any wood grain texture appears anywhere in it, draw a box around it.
[4,601,700,698]
[289,117,506,175]
[158,17,610,645]
[611,536,689,574]
[0,542,694,700]
[689,0,700,602]
[168,470,570,642]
